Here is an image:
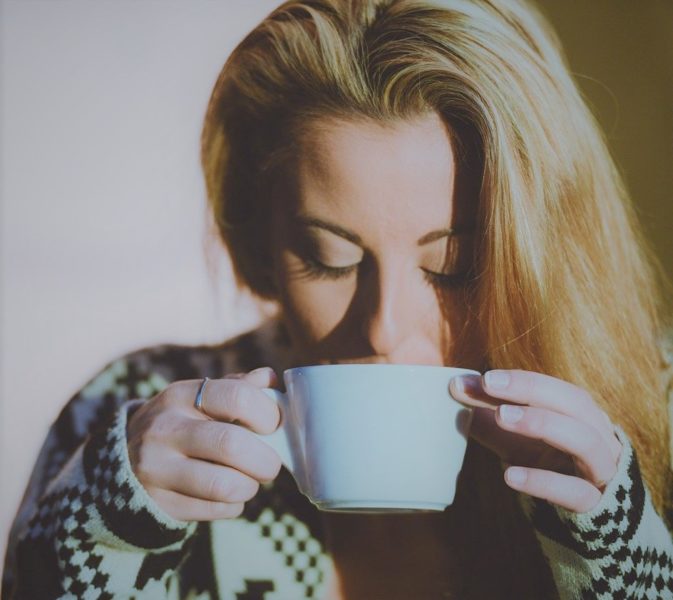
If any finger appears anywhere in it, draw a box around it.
[176,420,282,483]
[469,407,575,473]
[503,466,602,513]
[187,378,281,434]
[469,406,539,460]
[483,370,606,432]
[495,405,617,488]
[449,376,495,410]
[151,455,260,503]
[241,367,278,388]
[453,370,598,419]
[225,368,278,388]
[147,487,245,522]
[451,371,621,460]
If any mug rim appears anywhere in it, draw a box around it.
[283,364,481,376]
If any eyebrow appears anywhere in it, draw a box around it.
[294,215,473,246]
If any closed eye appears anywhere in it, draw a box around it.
[301,257,358,280]
[301,259,471,289]
[421,268,470,289]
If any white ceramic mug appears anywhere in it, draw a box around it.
[256,364,479,513]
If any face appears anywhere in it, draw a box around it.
[270,112,477,367]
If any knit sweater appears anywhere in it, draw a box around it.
[3,319,673,599]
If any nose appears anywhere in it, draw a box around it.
[359,262,415,358]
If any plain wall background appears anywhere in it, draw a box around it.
[2,0,672,575]
[1,0,280,571]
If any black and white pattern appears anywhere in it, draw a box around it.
[11,402,195,599]
[257,507,325,597]
[521,425,673,599]
[3,319,673,599]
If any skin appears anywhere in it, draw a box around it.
[126,112,622,529]
[270,113,474,367]
[270,113,622,513]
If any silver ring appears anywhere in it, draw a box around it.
[194,377,210,414]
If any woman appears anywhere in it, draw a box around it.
[4,0,673,598]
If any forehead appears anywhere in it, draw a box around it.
[299,113,454,180]
[289,113,468,236]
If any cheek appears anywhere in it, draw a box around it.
[277,270,353,342]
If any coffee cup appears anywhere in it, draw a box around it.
[255,364,478,513]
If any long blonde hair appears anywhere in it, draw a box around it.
[201,0,671,539]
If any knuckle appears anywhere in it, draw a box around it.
[162,381,190,406]
[210,501,245,520]
[133,446,155,483]
[205,474,233,502]
[146,413,178,441]
[244,479,261,501]
[227,502,245,519]
[256,409,278,435]
[261,453,283,482]
[204,501,227,521]
[224,372,245,380]
[264,402,282,434]
[229,477,260,502]
[227,383,250,418]
[214,426,240,458]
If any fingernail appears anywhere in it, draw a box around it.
[450,376,465,394]
[450,374,481,396]
[485,370,510,389]
[250,367,272,375]
[506,467,527,486]
[499,404,524,424]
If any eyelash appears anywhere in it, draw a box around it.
[301,258,469,289]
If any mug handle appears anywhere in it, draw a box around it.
[254,388,295,475]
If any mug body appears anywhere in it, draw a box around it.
[282,364,478,512]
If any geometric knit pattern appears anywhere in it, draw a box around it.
[519,425,673,599]
[4,319,673,599]
[520,334,673,600]
[3,320,330,600]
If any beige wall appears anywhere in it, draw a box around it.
[2,0,671,577]
[0,0,278,573]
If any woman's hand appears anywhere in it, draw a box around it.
[449,370,623,513]
[126,367,282,522]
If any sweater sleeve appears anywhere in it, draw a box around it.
[2,357,199,599]
[518,424,673,599]
[518,337,673,600]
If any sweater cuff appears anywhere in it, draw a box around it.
[551,425,640,545]
[82,400,197,550]
[517,426,673,598]
[518,425,644,557]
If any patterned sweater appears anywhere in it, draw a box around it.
[3,319,673,599]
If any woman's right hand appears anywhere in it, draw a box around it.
[126,367,282,521]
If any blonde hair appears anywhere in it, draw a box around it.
[201,0,671,576]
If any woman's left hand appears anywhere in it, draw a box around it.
[449,370,623,513]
